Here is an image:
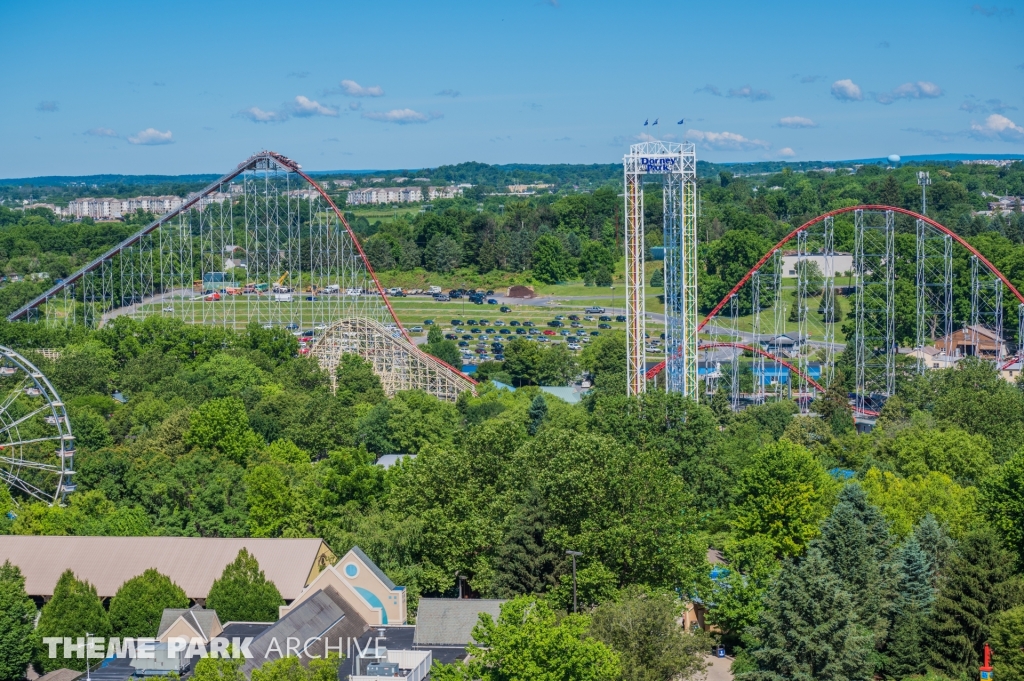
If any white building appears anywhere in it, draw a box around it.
[345,186,464,206]
[779,252,854,278]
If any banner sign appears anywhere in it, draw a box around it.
[639,157,679,173]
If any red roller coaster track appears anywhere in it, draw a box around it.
[646,204,1024,381]
[694,341,879,417]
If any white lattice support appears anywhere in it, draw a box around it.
[310,318,475,401]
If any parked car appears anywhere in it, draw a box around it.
[585,306,605,314]
[599,315,612,322]
[445,333,458,340]
[424,319,435,325]
[591,330,601,336]
[510,320,521,326]
[568,315,580,321]
[451,319,463,326]
[515,328,526,334]
[599,323,612,329]
[543,329,556,336]
[500,306,512,313]
[615,315,627,322]
[286,322,300,330]
[410,325,424,332]
[548,320,563,327]
[499,328,511,334]
[487,298,498,304]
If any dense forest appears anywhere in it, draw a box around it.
[1,161,1024,680]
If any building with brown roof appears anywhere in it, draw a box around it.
[0,536,335,602]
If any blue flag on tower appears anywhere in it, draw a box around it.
[653,118,659,126]
[643,119,648,126]
[677,118,685,125]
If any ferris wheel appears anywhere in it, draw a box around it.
[0,346,75,505]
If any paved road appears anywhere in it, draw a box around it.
[702,655,734,681]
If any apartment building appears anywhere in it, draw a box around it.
[345,185,463,205]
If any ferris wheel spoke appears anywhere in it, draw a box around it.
[0,456,63,473]
[2,435,67,447]
[0,468,52,502]
[0,378,31,415]
[0,404,57,437]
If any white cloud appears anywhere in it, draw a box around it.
[436,89,460,97]
[695,84,771,101]
[777,147,796,158]
[349,102,362,111]
[36,101,58,112]
[85,127,118,137]
[971,114,1024,142]
[686,129,770,151]
[694,84,722,96]
[728,85,773,101]
[778,116,817,128]
[340,79,384,97]
[237,106,288,123]
[831,79,863,101]
[362,108,441,124]
[291,96,338,117]
[128,128,173,145]
[875,81,943,104]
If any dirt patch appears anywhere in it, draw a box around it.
[507,285,536,298]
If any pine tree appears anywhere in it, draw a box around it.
[926,528,1024,679]
[109,568,188,638]
[650,268,664,287]
[527,394,547,436]
[34,570,112,673]
[710,385,733,426]
[885,600,927,679]
[879,174,902,207]
[206,549,284,623]
[896,536,935,613]
[492,489,559,597]
[427,324,444,344]
[0,561,35,681]
[814,484,895,643]
[741,548,873,681]
[913,513,954,586]
[883,537,936,679]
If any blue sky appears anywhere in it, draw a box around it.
[1,0,1022,177]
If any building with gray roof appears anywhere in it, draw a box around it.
[413,598,506,646]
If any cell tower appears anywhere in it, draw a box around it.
[623,141,697,398]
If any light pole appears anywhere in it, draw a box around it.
[85,632,92,681]
[918,171,931,216]
[566,550,582,613]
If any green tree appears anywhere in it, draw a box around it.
[882,425,994,485]
[813,484,894,643]
[982,449,1024,564]
[433,596,620,681]
[0,561,35,681]
[425,235,463,272]
[913,513,954,586]
[190,655,247,681]
[862,467,980,538]
[250,655,340,681]
[536,344,579,386]
[731,440,838,557]
[108,569,188,638]
[205,548,284,622]
[185,396,264,464]
[589,588,709,681]
[427,325,444,344]
[703,538,780,645]
[336,353,386,405]
[991,605,1024,681]
[34,570,112,673]
[649,268,664,287]
[884,600,927,679]
[245,464,295,538]
[579,331,626,393]
[926,528,1024,679]
[527,395,548,436]
[492,489,560,597]
[811,371,853,434]
[503,338,542,386]
[424,338,462,368]
[532,235,573,284]
[741,548,873,681]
